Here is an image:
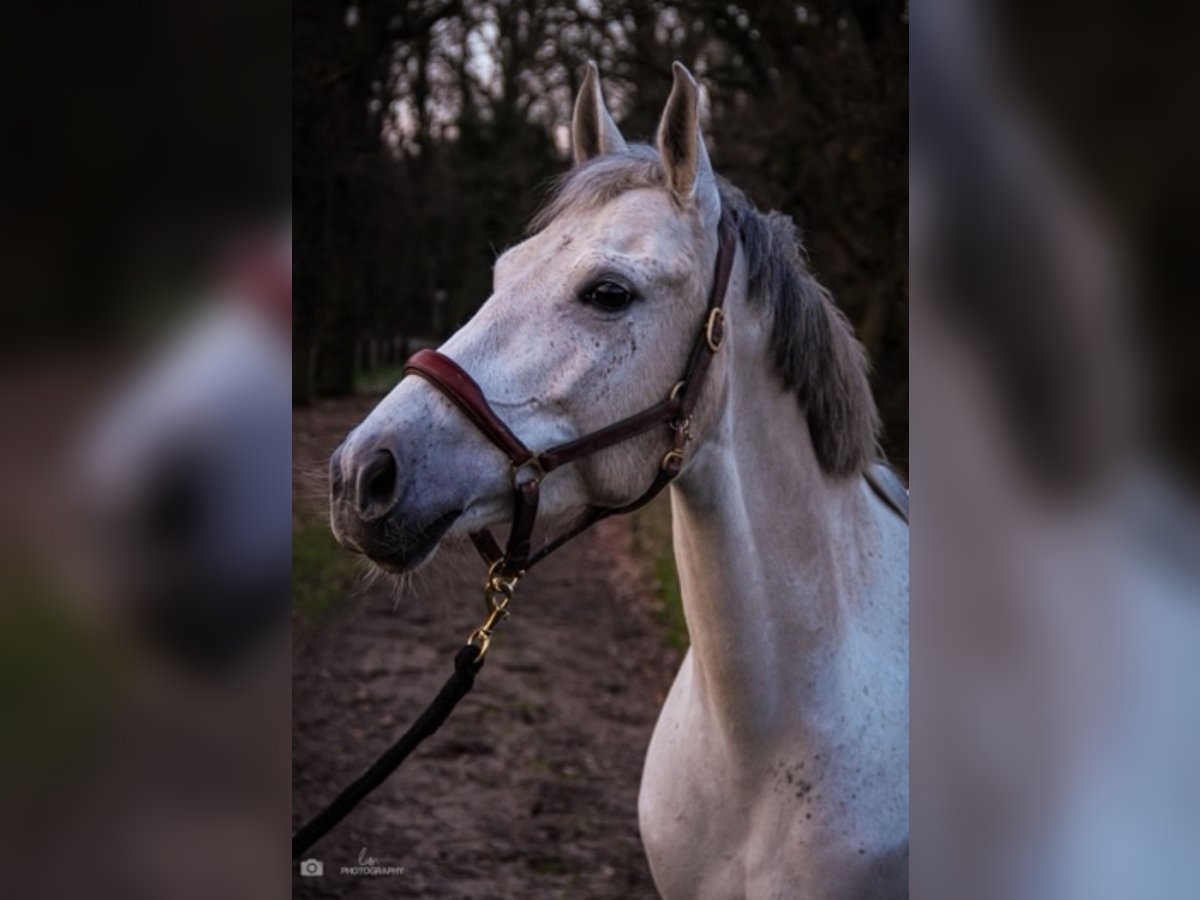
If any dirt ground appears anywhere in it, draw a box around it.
[292,399,683,899]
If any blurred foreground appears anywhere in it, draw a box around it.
[0,232,292,899]
[0,2,289,897]
[912,1,1200,898]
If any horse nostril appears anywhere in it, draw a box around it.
[141,458,206,545]
[355,448,399,517]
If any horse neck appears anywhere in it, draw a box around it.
[668,318,879,743]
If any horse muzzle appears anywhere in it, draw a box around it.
[328,439,461,570]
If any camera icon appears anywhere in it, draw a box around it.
[299,858,324,877]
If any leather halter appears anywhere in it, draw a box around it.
[403,208,738,579]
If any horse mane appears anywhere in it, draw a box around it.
[530,145,879,477]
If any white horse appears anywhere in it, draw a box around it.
[330,63,908,900]
[76,228,292,670]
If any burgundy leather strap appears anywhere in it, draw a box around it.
[403,350,535,466]
[404,208,738,574]
[538,398,676,472]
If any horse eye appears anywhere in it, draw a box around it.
[580,280,635,312]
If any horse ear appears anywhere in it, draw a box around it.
[571,62,627,165]
[656,62,718,222]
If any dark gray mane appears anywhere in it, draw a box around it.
[530,145,879,477]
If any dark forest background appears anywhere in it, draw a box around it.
[294,0,908,466]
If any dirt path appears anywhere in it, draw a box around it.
[292,400,682,898]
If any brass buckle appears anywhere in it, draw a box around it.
[705,308,725,352]
[511,453,545,488]
[669,415,692,436]
[468,560,522,660]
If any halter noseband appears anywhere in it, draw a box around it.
[402,208,737,629]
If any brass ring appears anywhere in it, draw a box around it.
[705,308,725,352]
[669,380,687,402]
[660,448,685,472]
[511,453,545,488]
[486,558,522,585]
[484,560,519,610]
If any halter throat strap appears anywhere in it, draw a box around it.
[403,208,738,576]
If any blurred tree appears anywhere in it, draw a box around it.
[293,0,908,466]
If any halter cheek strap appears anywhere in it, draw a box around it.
[403,208,738,582]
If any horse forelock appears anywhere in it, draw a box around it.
[530,144,879,477]
[528,144,666,233]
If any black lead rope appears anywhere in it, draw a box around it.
[291,644,484,859]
